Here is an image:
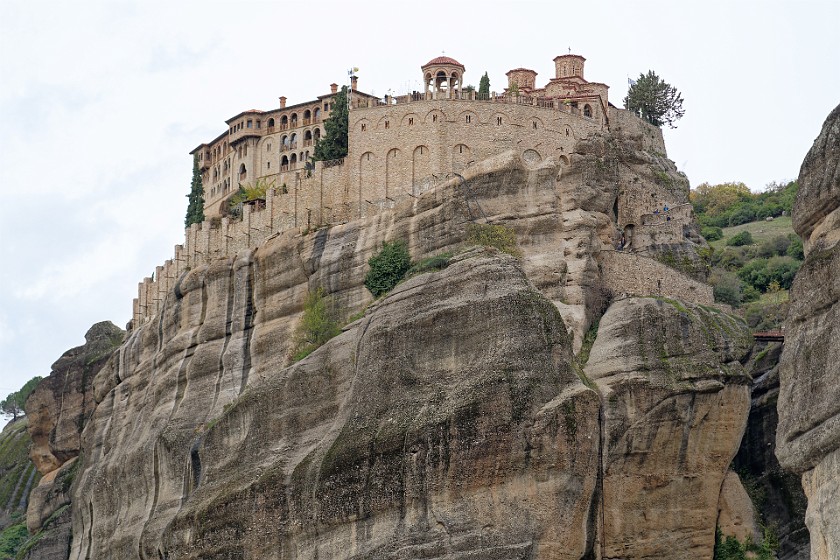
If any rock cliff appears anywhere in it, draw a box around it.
[25,123,761,559]
[776,104,840,560]
[21,321,124,560]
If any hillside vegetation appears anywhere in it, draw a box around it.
[692,181,801,330]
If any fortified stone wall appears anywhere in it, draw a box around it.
[347,98,604,204]
[598,250,714,304]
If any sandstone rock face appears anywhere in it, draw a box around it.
[26,321,125,476]
[777,104,840,560]
[717,470,760,545]
[26,128,748,559]
[585,297,753,559]
[22,321,123,559]
[164,251,601,559]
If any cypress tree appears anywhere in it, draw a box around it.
[314,85,349,161]
[185,154,205,227]
[478,72,490,100]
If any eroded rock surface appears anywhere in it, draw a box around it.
[585,297,753,559]
[777,104,840,560]
[27,321,124,476]
[23,321,123,559]
[18,125,757,559]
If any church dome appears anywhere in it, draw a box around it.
[422,56,464,68]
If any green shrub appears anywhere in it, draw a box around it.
[726,231,754,247]
[757,235,790,258]
[364,241,412,297]
[710,268,744,306]
[406,252,453,277]
[291,288,341,362]
[786,234,804,259]
[714,525,777,560]
[701,226,724,241]
[0,522,28,558]
[466,223,520,256]
[738,256,801,291]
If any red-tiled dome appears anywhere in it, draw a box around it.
[422,56,464,68]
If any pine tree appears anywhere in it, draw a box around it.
[314,85,349,161]
[624,70,685,128]
[478,72,490,100]
[185,154,205,227]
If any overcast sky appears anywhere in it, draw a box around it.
[1,0,838,400]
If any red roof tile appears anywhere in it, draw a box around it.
[422,56,464,68]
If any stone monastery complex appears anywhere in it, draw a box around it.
[193,54,610,218]
[133,53,703,326]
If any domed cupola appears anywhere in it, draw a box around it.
[422,55,466,99]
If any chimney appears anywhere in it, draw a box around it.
[330,83,338,94]
[351,76,358,90]
[279,96,287,108]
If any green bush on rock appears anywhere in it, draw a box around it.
[364,241,412,297]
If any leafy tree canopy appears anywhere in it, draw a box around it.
[185,154,205,227]
[314,85,349,161]
[624,70,685,128]
[1,376,42,420]
[692,180,797,229]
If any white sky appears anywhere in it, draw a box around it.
[1,0,838,399]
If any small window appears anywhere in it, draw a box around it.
[459,145,464,154]
[533,121,538,129]
[385,120,389,129]
[433,114,438,123]
[267,162,271,168]
[247,120,252,128]
[465,114,471,123]
[361,123,367,132]
[257,120,261,128]
[408,117,414,125]
[566,127,570,137]
[497,116,503,125]
[324,103,329,111]
[584,104,592,118]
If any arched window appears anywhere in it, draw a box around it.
[314,108,321,122]
[583,104,592,118]
[290,153,297,168]
[290,113,298,127]
[239,164,246,180]
[281,155,289,171]
[304,130,313,146]
[314,128,321,141]
[267,117,275,129]
[303,109,311,124]
[290,133,297,149]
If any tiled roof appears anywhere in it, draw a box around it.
[422,56,464,68]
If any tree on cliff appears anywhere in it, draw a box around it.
[478,72,490,100]
[624,70,685,128]
[314,85,349,161]
[185,154,205,227]
[1,376,42,420]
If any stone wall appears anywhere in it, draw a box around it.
[598,250,714,305]
[347,98,604,202]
